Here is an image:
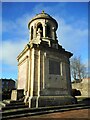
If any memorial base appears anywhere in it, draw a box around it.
[29,96,76,108]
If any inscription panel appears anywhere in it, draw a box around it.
[49,59,60,75]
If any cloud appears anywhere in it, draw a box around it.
[2,13,31,39]
[1,13,33,67]
[2,39,28,65]
[56,17,88,58]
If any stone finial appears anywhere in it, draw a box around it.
[42,10,45,13]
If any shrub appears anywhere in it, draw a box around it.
[71,89,81,96]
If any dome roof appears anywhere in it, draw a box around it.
[28,11,58,29]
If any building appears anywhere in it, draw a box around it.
[1,79,15,91]
[12,11,75,107]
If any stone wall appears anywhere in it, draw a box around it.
[72,78,90,97]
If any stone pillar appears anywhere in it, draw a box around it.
[43,53,45,89]
[43,23,47,38]
[25,56,29,92]
[38,50,40,97]
[29,48,35,108]
[27,50,31,97]
[29,29,31,41]
[52,27,56,40]
[33,24,37,38]
[62,61,71,95]
[60,62,63,76]
[66,62,72,95]
[62,62,67,90]
[31,48,35,96]
[36,50,40,108]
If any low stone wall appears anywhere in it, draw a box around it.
[72,78,90,97]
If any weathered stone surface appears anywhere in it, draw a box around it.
[16,12,74,107]
[11,89,24,100]
[72,78,90,97]
[30,96,75,107]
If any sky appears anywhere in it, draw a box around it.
[1,2,88,80]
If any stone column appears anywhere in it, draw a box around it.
[43,23,47,38]
[62,61,70,95]
[29,29,31,41]
[29,48,35,108]
[31,48,35,96]
[52,27,56,40]
[60,62,63,76]
[33,24,37,38]
[27,50,31,97]
[38,50,40,96]
[36,50,40,108]
[43,53,45,89]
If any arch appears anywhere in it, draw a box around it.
[31,26,33,40]
[36,23,43,37]
[46,23,51,38]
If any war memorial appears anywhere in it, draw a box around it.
[1,11,90,120]
[10,11,75,108]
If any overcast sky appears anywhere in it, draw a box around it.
[1,2,88,79]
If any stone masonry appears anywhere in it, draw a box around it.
[12,11,75,107]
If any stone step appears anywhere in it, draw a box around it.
[2,103,87,112]
[0,102,6,107]
[3,101,25,106]
[3,100,23,104]
[1,104,90,120]
[1,104,28,110]
[0,103,82,112]
[1,103,89,116]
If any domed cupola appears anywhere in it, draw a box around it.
[28,11,58,48]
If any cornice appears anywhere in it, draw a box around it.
[17,44,30,61]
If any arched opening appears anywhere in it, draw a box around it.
[31,26,33,40]
[46,24,51,38]
[36,23,43,37]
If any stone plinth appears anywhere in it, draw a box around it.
[30,96,75,108]
[11,89,24,101]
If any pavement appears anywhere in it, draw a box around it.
[9,108,90,120]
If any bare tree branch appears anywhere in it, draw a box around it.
[70,56,87,82]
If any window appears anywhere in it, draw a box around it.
[49,59,60,75]
[46,24,51,38]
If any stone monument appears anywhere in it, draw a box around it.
[15,11,75,107]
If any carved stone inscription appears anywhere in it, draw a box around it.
[49,59,60,75]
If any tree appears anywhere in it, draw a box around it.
[70,56,87,82]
